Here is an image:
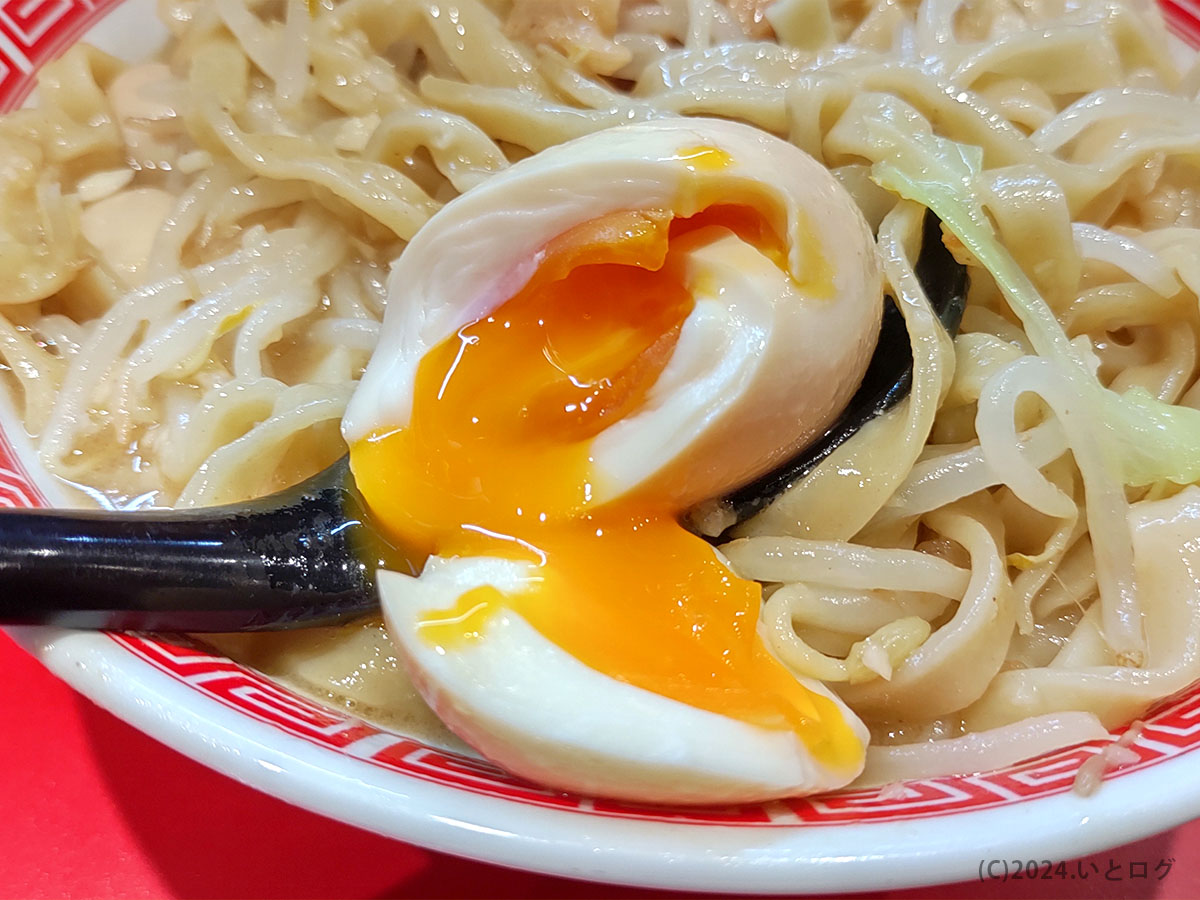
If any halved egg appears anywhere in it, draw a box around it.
[342,118,882,803]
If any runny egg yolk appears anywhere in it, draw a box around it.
[350,199,863,769]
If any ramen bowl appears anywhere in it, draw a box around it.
[4,0,1200,892]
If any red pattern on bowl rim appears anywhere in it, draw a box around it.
[2,0,1200,830]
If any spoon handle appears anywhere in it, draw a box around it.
[0,458,397,631]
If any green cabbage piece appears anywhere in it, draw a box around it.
[861,96,1200,488]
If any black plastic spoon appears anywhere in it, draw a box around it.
[0,212,966,632]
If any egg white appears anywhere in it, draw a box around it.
[593,223,877,506]
[347,118,883,802]
[379,558,869,804]
[342,117,882,508]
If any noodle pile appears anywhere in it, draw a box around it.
[2,0,1200,787]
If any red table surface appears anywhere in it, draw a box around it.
[3,630,1199,900]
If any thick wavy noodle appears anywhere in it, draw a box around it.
[2,0,1199,789]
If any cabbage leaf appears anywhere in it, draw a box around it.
[861,95,1200,488]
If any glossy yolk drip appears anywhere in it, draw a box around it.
[351,208,686,550]
[674,145,734,171]
[351,204,863,770]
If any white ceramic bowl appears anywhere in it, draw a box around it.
[5,3,1200,892]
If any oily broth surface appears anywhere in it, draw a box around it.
[205,623,468,752]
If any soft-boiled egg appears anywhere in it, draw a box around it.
[342,118,882,803]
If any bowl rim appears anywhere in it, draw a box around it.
[12,623,1200,894]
